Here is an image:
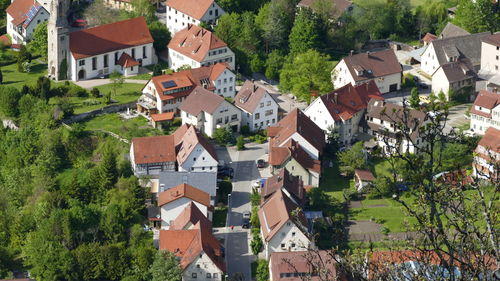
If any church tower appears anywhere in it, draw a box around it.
[47,0,70,80]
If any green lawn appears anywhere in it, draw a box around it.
[1,61,49,89]
[353,0,426,8]
[372,158,394,178]
[213,207,228,227]
[320,159,355,202]
[81,114,162,140]
[127,73,152,80]
[50,83,144,114]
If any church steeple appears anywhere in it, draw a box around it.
[47,0,70,80]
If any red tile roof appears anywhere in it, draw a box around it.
[151,112,175,122]
[342,49,402,82]
[131,135,176,164]
[422,32,437,43]
[258,189,309,242]
[70,17,153,60]
[178,86,225,115]
[269,139,321,173]
[319,80,383,121]
[117,52,140,68]
[268,109,325,154]
[168,24,227,63]
[6,0,40,27]
[169,202,212,231]
[165,0,215,20]
[262,168,305,205]
[355,169,375,181]
[158,183,210,207]
[270,251,344,281]
[176,125,218,165]
[477,127,500,154]
[159,222,225,271]
[234,80,276,113]
[470,90,500,119]
[482,33,500,47]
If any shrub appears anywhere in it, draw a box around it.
[213,127,232,146]
[250,235,263,255]
[90,88,100,98]
[240,125,250,135]
[67,85,88,97]
[255,259,269,281]
[172,118,182,127]
[402,73,416,89]
[217,180,232,205]
[381,226,390,235]
[236,136,245,150]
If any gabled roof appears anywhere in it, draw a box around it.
[176,125,218,165]
[159,222,225,272]
[317,80,383,121]
[438,58,476,83]
[159,171,217,194]
[262,168,305,205]
[269,139,321,173]
[422,32,437,43]
[258,189,309,242]
[165,0,215,20]
[178,86,226,115]
[477,127,500,154]
[482,33,500,47]
[341,49,402,82]
[234,80,276,113]
[470,90,500,118]
[170,202,213,231]
[428,32,490,68]
[158,183,210,207]
[267,109,325,154]
[70,17,154,60]
[6,0,43,27]
[270,251,343,281]
[131,135,176,164]
[168,24,227,63]
[438,22,470,39]
[151,112,175,122]
[297,0,352,18]
[354,169,375,181]
[117,52,140,68]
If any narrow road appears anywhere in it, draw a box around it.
[74,78,149,89]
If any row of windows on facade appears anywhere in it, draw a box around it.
[216,86,233,94]
[209,49,228,56]
[201,57,233,67]
[216,115,238,124]
[190,166,215,171]
[191,272,218,279]
[217,77,233,84]
[168,6,219,17]
[163,97,185,105]
[78,47,147,69]
[253,118,275,129]
[254,109,274,120]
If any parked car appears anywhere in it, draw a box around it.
[242,218,250,229]
[242,211,251,219]
[419,95,431,104]
[413,76,420,82]
[256,159,266,168]
[418,82,429,89]
[71,19,87,27]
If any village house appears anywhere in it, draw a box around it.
[168,24,235,70]
[365,100,426,154]
[176,125,219,172]
[269,251,343,281]
[438,22,470,39]
[420,32,489,76]
[331,49,402,94]
[258,189,313,259]
[421,33,437,46]
[261,168,306,206]
[296,0,353,20]
[470,90,500,134]
[104,0,133,11]
[6,0,49,45]
[473,127,499,180]
[354,169,375,191]
[159,222,225,280]
[158,183,212,229]
[179,86,241,137]
[169,202,213,231]
[137,63,235,118]
[431,59,476,100]
[304,80,383,145]
[159,171,218,202]
[234,80,279,132]
[479,33,500,92]
[166,0,225,36]
[268,109,325,160]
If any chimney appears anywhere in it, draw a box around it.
[334,92,338,103]
[253,84,258,92]
[350,50,354,56]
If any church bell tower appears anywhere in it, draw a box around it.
[47,0,70,80]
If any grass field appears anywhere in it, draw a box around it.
[213,207,228,227]
[353,0,426,9]
[81,114,162,140]
[320,159,355,203]
[1,61,49,89]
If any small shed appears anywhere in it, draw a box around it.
[354,169,375,191]
[150,112,174,129]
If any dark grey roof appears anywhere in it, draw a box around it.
[430,32,491,67]
[438,22,470,39]
[159,171,217,197]
[440,59,476,83]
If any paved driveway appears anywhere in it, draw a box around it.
[445,103,471,133]
[216,143,267,280]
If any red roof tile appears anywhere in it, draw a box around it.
[422,32,437,43]
[158,183,210,207]
[235,80,276,113]
[482,33,500,47]
[269,139,321,173]
[151,112,175,122]
[178,86,225,115]
[176,125,218,165]
[170,202,212,231]
[262,168,305,205]
[270,251,344,281]
[165,0,215,20]
[477,127,500,154]
[131,135,176,164]
[168,24,227,63]
[355,169,375,181]
[342,49,402,82]
[6,0,40,27]
[70,17,153,60]
[117,52,140,68]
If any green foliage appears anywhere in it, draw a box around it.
[240,125,250,135]
[91,87,100,98]
[256,0,296,52]
[213,127,233,146]
[452,0,500,33]
[109,70,124,97]
[289,9,321,56]
[251,206,260,228]
[415,0,448,34]
[97,145,119,192]
[307,187,331,210]
[250,188,260,207]
[217,180,233,205]
[279,50,333,102]
[28,21,48,59]
[265,50,284,80]
[0,68,2,84]
[36,76,52,101]
[236,135,245,150]
[250,234,263,255]
[337,141,366,176]
[149,251,182,281]
[409,87,420,108]
[176,64,192,72]
[0,86,21,117]
[59,58,68,80]
[255,259,269,281]
[84,0,122,26]
[152,64,163,76]
[130,0,155,23]
[368,176,394,198]
[148,21,171,52]
[401,73,416,89]
[439,142,472,172]
[17,45,31,73]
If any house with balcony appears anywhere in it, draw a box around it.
[304,80,383,145]
[168,24,235,70]
[179,86,241,137]
[234,80,279,132]
[473,127,499,180]
[136,63,235,118]
[6,0,49,45]
[331,49,402,94]
[470,90,500,134]
[166,0,225,36]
